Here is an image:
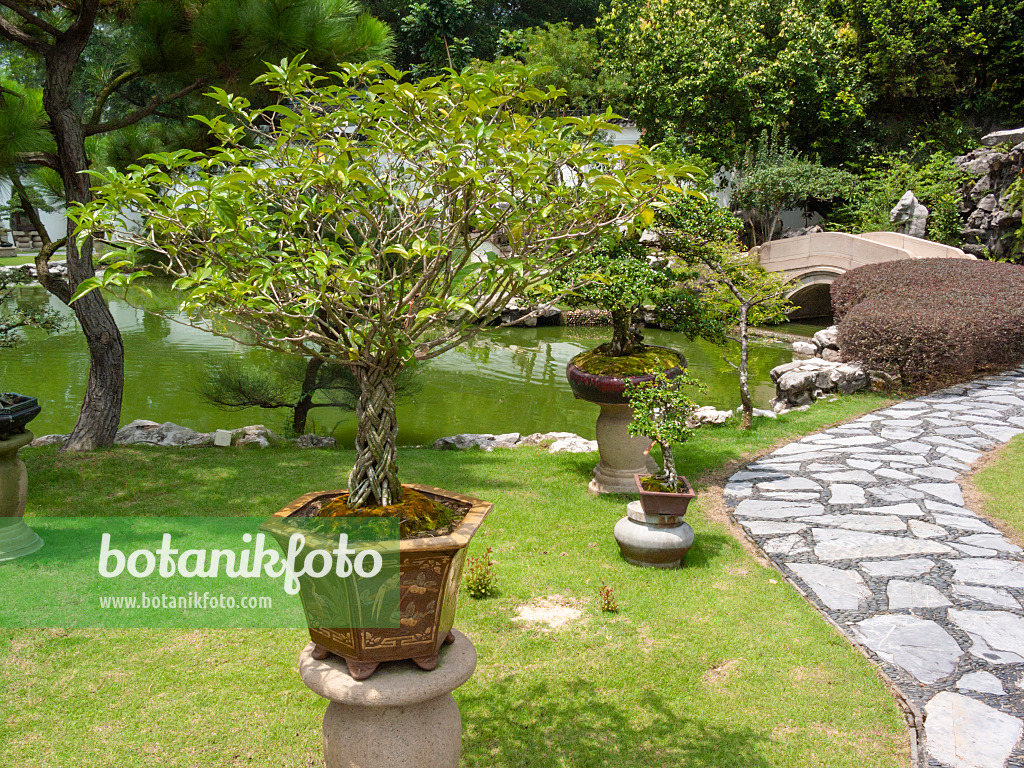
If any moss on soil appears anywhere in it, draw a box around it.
[319,488,456,538]
[572,343,682,376]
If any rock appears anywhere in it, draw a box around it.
[851,615,962,684]
[791,340,817,357]
[981,126,1024,146]
[688,406,732,427]
[889,190,929,238]
[518,431,578,447]
[231,424,282,449]
[948,609,1024,663]
[820,348,841,362]
[780,224,824,239]
[976,193,998,212]
[812,528,952,560]
[547,435,597,453]
[433,432,521,451]
[956,671,1004,695]
[115,419,214,447]
[30,434,67,447]
[812,325,839,350]
[295,434,337,449]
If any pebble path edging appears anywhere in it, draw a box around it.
[724,368,1024,768]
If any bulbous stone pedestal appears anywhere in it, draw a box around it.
[0,431,42,563]
[589,404,657,494]
[298,630,477,768]
[613,501,694,568]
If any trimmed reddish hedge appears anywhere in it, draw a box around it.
[832,259,1024,389]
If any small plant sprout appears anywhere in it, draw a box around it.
[464,547,497,599]
[598,581,619,613]
[624,371,704,491]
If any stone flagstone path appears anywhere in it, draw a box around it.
[724,369,1024,768]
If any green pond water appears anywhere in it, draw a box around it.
[2,284,797,446]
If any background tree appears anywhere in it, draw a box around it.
[0,270,62,348]
[76,59,682,507]
[399,0,475,76]
[0,0,392,451]
[659,197,792,428]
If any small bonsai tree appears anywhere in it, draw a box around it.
[624,371,702,492]
[74,58,683,508]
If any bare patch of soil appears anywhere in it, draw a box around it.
[513,595,584,630]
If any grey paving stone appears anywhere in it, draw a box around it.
[880,428,922,440]
[811,470,876,483]
[977,394,1024,406]
[763,534,810,556]
[958,534,1022,553]
[910,482,966,505]
[974,424,1024,442]
[828,484,867,505]
[953,413,1007,425]
[912,466,960,481]
[860,558,935,577]
[812,529,952,560]
[873,453,928,465]
[876,468,917,481]
[761,491,821,500]
[924,417,960,427]
[723,482,753,498]
[908,519,947,538]
[956,670,1006,695]
[748,461,803,472]
[934,427,978,437]
[757,476,821,491]
[934,446,982,463]
[950,543,999,556]
[847,459,882,470]
[742,521,807,535]
[889,441,933,454]
[951,559,1024,589]
[1009,416,1024,428]
[925,500,979,517]
[851,615,962,684]
[922,435,981,451]
[772,443,830,456]
[924,692,1023,768]
[806,462,841,471]
[933,514,998,533]
[734,500,825,519]
[881,419,924,427]
[951,585,1020,610]
[948,610,1024,664]
[886,580,952,608]
[868,486,926,503]
[803,514,906,532]
[855,502,926,517]
[786,563,871,610]
[729,470,784,482]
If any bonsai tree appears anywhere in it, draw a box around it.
[74,58,682,508]
[658,196,793,428]
[624,371,702,492]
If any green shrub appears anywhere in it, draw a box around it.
[832,259,1024,388]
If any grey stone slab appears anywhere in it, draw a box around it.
[952,585,1020,609]
[874,454,928,465]
[876,468,917,481]
[934,427,978,437]
[729,470,784,482]
[803,514,906,532]
[935,446,982,464]
[961,406,1014,416]
[924,417,960,427]
[763,534,810,556]
[922,435,982,451]
[953,413,1007,425]
[1009,416,1024,429]
[743,521,807,536]
[812,470,876,483]
[786,563,871,610]
[935,456,970,471]
[734,500,825,519]
[908,519,947,538]
[850,615,962,684]
[881,419,923,427]
[933,514,998,533]
[761,491,821,500]
[855,502,926,517]
[952,559,1024,589]
[854,414,884,422]
[949,610,1024,664]
[757,476,821,491]
[912,466,960,481]
[847,459,882,470]
[886,580,952,608]
[924,499,979,517]
[828,484,867,505]
[959,534,1022,553]
[806,462,842,471]
[950,543,999,556]
[748,461,803,472]
[974,424,1024,442]
[924,692,1023,768]
[860,558,935,577]
[889,441,933,455]
[724,482,753,498]
[887,402,930,410]
[880,428,923,441]
[977,394,1024,406]
[772,443,830,456]
[956,670,1005,695]
[911,482,965,506]
[868,486,926,503]
[812,529,952,560]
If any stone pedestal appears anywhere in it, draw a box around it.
[298,629,477,768]
[589,404,657,494]
[0,431,43,562]
[613,501,694,568]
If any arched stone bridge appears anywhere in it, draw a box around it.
[751,231,974,319]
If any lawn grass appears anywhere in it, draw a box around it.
[0,252,44,266]
[1,392,908,767]
[969,434,1024,539]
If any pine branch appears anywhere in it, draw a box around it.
[0,0,60,38]
[84,78,209,136]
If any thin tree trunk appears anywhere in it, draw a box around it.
[661,442,677,489]
[292,357,324,434]
[41,6,125,451]
[738,303,753,430]
[609,309,642,357]
[349,360,402,508]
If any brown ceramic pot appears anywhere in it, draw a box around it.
[565,346,687,406]
[270,483,490,680]
[634,474,696,518]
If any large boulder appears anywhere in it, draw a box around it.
[294,434,337,449]
[812,325,839,351]
[115,419,214,447]
[433,432,522,451]
[791,340,817,357]
[231,424,282,449]
[30,434,67,447]
[769,358,868,413]
[688,406,732,427]
[889,191,929,238]
[981,127,1024,147]
[547,435,598,453]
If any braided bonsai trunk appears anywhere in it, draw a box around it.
[348,360,402,508]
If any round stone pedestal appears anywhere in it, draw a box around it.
[589,404,657,494]
[298,629,477,768]
[0,431,42,563]
[613,501,694,568]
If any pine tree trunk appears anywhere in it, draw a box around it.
[43,6,125,451]
[348,361,402,508]
[292,358,324,434]
[738,303,753,430]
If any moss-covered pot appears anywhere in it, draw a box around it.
[566,346,687,406]
[269,483,490,680]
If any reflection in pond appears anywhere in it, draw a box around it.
[1,285,793,446]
